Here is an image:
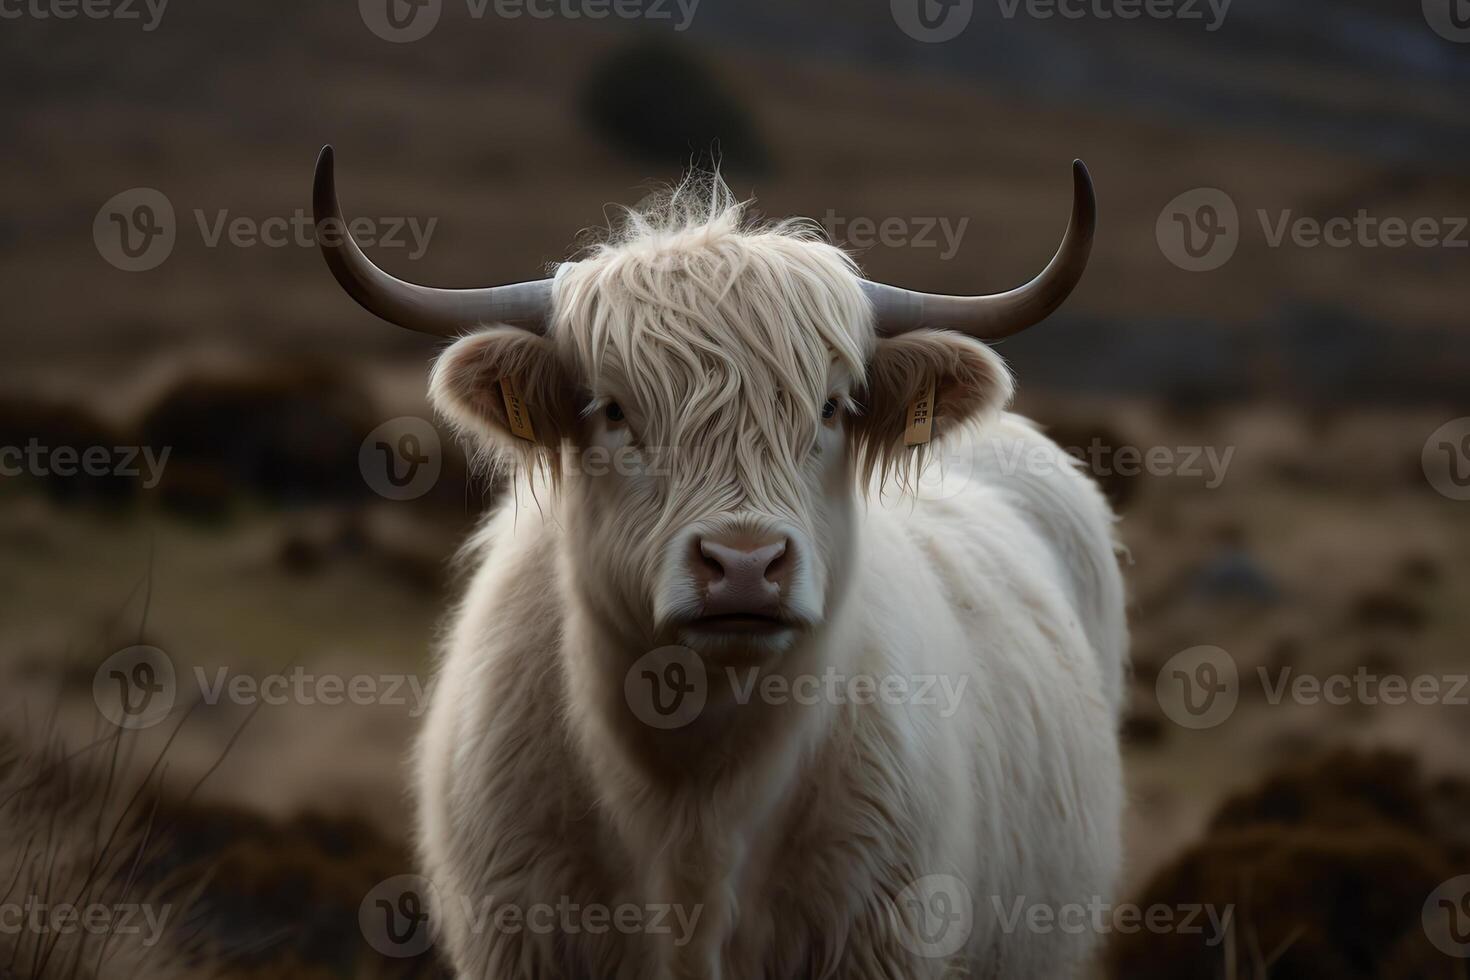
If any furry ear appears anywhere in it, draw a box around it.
[429,327,581,467]
[851,330,1014,484]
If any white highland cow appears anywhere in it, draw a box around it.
[314,147,1127,979]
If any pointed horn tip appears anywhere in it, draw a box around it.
[1071,160,1094,198]
[314,147,335,194]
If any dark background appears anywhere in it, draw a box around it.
[1,1,1468,976]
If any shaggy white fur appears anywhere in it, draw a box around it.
[415,177,1127,979]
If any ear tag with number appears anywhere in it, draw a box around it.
[499,376,537,441]
[903,377,937,447]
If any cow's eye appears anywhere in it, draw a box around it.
[821,399,839,422]
[605,402,626,423]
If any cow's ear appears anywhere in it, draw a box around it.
[851,330,1014,478]
[429,327,581,460]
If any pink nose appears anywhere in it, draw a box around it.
[691,532,792,616]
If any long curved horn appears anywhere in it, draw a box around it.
[861,160,1096,340]
[313,145,552,336]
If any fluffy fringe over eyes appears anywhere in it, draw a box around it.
[438,171,1012,503]
[550,173,876,524]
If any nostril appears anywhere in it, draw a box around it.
[762,539,791,584]
[693,537,726,582]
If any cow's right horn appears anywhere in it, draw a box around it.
[313,145,552,337]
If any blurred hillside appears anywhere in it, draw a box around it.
[1,1,1467,408]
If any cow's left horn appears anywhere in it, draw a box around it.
[313,145,552,336]
[862,160,1096,340]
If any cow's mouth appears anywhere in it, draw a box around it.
[683,613,794,635]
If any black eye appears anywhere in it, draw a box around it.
[605,402,625,423]
[822,399,838,421]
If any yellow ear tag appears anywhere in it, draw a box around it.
[903,378,936,447]
[499,376,537,441]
